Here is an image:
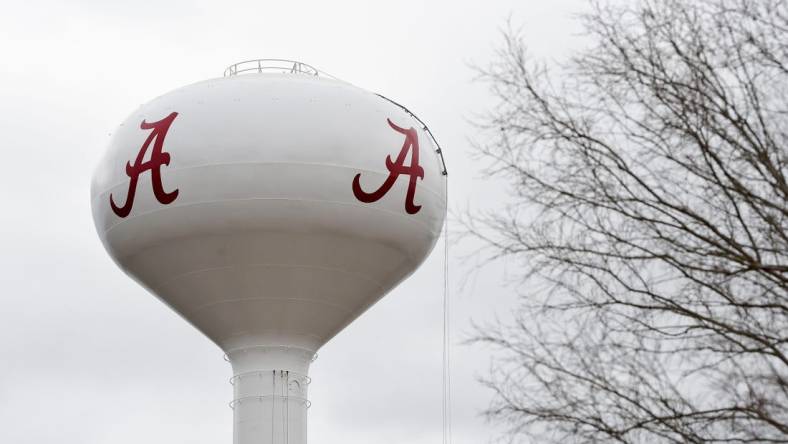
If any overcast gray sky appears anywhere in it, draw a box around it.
[0,1,587,443]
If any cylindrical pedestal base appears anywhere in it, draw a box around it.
[227,346,315,444]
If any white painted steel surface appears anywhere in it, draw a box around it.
[90,69,446,444]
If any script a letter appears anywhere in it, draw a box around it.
[110,112,179,218]
[352,118,424,215]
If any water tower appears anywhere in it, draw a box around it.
[90,59,447,444]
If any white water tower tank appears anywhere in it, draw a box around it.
[90,59,447,444]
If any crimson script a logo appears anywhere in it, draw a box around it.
[352,118,424,215]
[110,112,180,218]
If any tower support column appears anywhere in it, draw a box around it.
[228,346,314,444]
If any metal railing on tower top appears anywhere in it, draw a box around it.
[224,59,321,77]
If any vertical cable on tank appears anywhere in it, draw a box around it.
[271,370,275,444]
[442,179,452,444]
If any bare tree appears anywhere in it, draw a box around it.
[467,1,788,442]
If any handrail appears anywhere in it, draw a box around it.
[229,395,311,409]
[224,59,321,77]
[229,370,312,386]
